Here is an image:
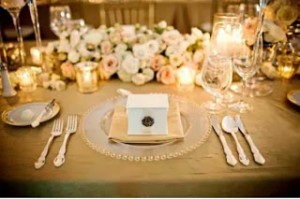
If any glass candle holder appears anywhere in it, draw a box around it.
[16,67,37,92]
[75,62,99,93]
[177,66,196,86]
[213,13,240,27]
[30,47,43,65]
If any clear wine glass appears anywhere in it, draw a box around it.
[200,55,233,113]
[231,41,258,113]
[0,0,29,66]
[49,5,72,37]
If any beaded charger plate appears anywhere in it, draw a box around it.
[81,94,211,162]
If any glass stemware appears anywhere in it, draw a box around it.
[0,0,29,66]
[28,0,42,48]
[50,5,72,37]
[200,55,233,113]
[231,41,258,113]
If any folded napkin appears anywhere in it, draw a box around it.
[108,102,184,144]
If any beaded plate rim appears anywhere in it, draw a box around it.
[80,93,212,162]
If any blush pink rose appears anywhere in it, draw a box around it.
[156,65,176,85]
[101,54,119,75]
[151,55,166,72]
[60,62,76,80]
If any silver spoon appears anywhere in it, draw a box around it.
[222,116,250,166]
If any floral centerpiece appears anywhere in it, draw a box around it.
[45,21,210,86]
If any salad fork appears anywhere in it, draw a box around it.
[34,118,64,169]
[53,115,78,167]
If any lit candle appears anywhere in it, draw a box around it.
[30,47,43,65]
[17,67,37,92]
[75,62,99,93]
[177,67,196,86]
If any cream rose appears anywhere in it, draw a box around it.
[162,29,183,45]
[84,30,103,46]
[117,69,133,82]
[143,68,154,82]
[169,54,183,68]
[133,44,149,59]
[132,73,146,85]
[146,40,160,56]
[156,65,176,85]
[121,54,140,74]
[67,50,80,63]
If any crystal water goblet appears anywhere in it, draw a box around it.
[200,55,233,113]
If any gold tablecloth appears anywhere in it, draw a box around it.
[1,78,300,197]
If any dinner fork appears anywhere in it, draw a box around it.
[34,118,64,169]
[53,115,78,167]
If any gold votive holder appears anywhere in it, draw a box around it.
[30,47,43,65]
[16,67,37,92]
[177,66,196,89]
[75,62,99,93]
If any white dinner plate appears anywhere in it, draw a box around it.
[287,90,300,107]
[1,101,60,126]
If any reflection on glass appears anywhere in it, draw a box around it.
[50,5,72,37]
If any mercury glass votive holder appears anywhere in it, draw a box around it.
[75,62,99,93]
[16,67,37,92]
[177,66,196,90]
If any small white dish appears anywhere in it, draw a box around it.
[1,101,60,126]
[287,90,300,107]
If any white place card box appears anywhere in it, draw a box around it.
[126,94,169,135]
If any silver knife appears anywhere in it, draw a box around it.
[235,115,265,165]
[211,115,237,166]
[31,99,56,128]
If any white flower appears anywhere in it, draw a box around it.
[195,72,202,87]
[117,69,133,82]
[162,29,183,45]
[121,25,136,43]
[68,50,80,63]
[101,40,113,55]
[58,39,70,52]
[178,41,190,53]
[182,52,193,64]
[140,58,151,69]
[169,54,183,67]
[84,30,103,46]
[158,21,167,29]
[132,73,146,85]
[186,34,197,45]
[143,68,154,82]
[133,44,149,59]
[191,27,203,39]
[70,30,80,48]
[78,42,90,57]
[45,41,59,54]
[146,40,160,56]
[121,54,140,74]
[165,45,180,57]
[115,43,127,54]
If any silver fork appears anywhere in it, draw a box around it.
[34,118,64,169]
[53,115,78,167]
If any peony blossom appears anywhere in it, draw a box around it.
[151,54,166,71]
[61,62,76,80]
[156,65,176,85]
[132,73,146,85]
[121,54,140,74]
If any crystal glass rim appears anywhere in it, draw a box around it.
[75,61,98,71]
